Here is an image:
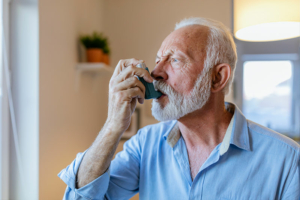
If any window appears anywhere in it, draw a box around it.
[242,60,299,140]
[0,0,10,199]
[243,61,292,131]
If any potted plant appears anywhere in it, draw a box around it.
[80,32,109,63]
[102,41,111,65]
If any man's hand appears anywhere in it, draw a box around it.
[76,58,153,188]
[106,58,153,135]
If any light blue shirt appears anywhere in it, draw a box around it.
[59,103,300,200]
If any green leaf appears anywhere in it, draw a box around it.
[79,31,110,54]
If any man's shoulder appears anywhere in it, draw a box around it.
[247,120,300,153]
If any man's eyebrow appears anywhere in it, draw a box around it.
[156,50,175,60]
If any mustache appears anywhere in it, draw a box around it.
[153,80,178,97]
[153,80,184,107]
[153,80,169,95]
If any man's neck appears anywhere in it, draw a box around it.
[178,99,233,149]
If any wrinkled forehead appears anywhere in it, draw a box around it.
[158,25,210,59]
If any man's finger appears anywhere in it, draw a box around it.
[124,87,145,102]
[112,76,146,97]
[114,65,153,84]
[138,97,144,104]
[112,58,143,78]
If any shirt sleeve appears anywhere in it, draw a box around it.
[58,130,143,200]
[282,156,300,200]
[58,151,110,200]
[105,131,143,199]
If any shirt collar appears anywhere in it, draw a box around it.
[219,108,234,155]
[228,102,251,152]
[163,102,251,154]
[165,122,180,147]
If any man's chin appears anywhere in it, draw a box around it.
[151,112,174,122]
[151,101,168,121]
[154,94,169,108]
[151,101,180,121]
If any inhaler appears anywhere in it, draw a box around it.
[136,63,162,99]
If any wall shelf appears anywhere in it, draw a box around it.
[75,62,113,91]
[76,62,113,73]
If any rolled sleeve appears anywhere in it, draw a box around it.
[58,130,144,200]
[58,151,110,200]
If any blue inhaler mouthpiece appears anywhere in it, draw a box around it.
[136,63,163,99]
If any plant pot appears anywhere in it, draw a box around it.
[103,54,110,65]
[86,48,104,63]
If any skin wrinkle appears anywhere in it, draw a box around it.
[152,26,212,119]
[157,58,198,95]
[151,25,232,180]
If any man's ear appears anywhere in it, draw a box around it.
[211,63,231,93]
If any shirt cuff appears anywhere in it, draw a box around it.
[58,151,110,199]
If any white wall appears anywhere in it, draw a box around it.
[39,0,106,199]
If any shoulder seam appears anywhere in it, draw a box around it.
[248,125,300,153]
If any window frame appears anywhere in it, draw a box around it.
[0,0,10,199]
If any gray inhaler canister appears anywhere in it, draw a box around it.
[136,63,162,99]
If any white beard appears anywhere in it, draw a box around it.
[151,68,212,121]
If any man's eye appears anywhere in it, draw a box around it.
[156,60,160,64]
[172,58,179,63]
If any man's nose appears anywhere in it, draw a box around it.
[151,62,168,81]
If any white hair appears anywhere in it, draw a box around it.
[175,17,237,95]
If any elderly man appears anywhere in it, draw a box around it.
[59,18,300,199]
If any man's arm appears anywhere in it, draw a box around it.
[68,58,152,190]
[59,129,143,200]
[76,124,122,188]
